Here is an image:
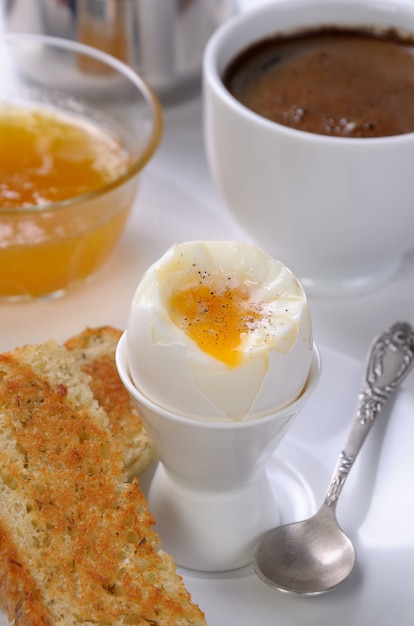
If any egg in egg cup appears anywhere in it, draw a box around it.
[117,241,320,572]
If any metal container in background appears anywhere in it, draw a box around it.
[3,0,238,103]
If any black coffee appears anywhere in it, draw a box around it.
[224,28,414,138]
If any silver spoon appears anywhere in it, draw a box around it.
[253,321,414,595]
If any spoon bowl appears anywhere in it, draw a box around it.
[255,503,355,595]
[253,321,414,594]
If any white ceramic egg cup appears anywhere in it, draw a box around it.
[116,332,320,572]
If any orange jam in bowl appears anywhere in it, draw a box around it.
[0,106,135,300]
[0,33,162,301]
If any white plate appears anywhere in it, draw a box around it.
[1,345,413,625]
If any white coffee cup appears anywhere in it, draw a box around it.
[203,0,414,296]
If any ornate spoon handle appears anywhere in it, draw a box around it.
[325,321,414,507]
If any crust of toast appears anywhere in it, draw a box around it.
[64,326,156,479]
[0,341,206,626]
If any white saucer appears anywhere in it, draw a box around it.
[175,345,414,625]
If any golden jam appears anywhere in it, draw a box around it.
[168,282,263,367]
[0,106,133,299]
[0,107,130,208]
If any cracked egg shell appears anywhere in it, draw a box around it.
[127,241,313,421]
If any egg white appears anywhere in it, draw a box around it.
[127,241,313,421]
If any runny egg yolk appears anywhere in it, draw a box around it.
[168,281,263,367]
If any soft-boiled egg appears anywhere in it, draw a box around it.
[127,241,313,421]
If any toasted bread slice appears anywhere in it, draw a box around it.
[0,341,206,626]
[64,326,156,479]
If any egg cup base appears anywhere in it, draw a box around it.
[147,462,281,572]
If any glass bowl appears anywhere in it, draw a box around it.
[0,33,163,301]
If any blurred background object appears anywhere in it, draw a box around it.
[3,0,238,103]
